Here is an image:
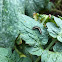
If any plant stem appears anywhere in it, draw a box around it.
[35,56,41,62]
[15,46,22,55]
[42,16,48,25]
[51,9,62,15]
[46,39,56,50]
[55,0,61,7]
[30,54,33,62]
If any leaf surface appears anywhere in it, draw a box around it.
[41,50,62,62]
[0,0,25,48]
[0,47,13,62]
[18,14,48,56]
[54,16,62,28]
[25,0,51,17]
[19,14,48,45]
[53,42,62,52]
[46,22,62,42]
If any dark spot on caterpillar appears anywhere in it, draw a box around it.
[32,26,42,34]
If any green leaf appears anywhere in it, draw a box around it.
[0,47,13,62]
[26,46,43,56]
[46,22,60,38]
[57,30,62,42]
[46,22,62,42]
[0,0,25,48]
[0,47,32,62]
[19,57,32,62]
[46,2,54,11]
[25,0,51,17]
[12,50,32,62]
[25,0,44,17]
[41,50,62,62]
[1,47,62,62]
[53,42,62,52]
[0,0,2,31]
[19,14,48,45]
[18,14,48,56]
[54,16,62,28]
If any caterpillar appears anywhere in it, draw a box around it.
[32,26,42,34]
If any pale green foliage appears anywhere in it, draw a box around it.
[32,14,62,62]
[0,0,62,62]
[53,42,62,52]
[46,22,60,38]
[46,17,62,42]
[19,15,48,45]
[0,0,2,31]
[0,0,24,48]
[25,0,49,17]
[41,50,62,62]
[26,46,43,56]
[0,47,32,62]
[20,0,53,17]
[17,14,48,56]
[46,2,54,10]
[54,16,62,28]
[12,50,32,62]
[0,48,12,62]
